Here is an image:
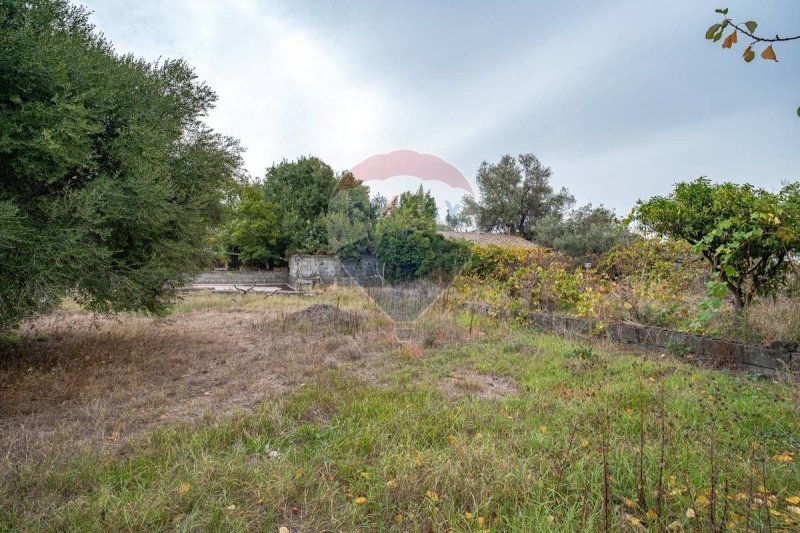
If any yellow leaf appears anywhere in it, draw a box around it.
[478,516,486,526]
[623,498,634,508]
[786,496,800,505]
[627,516,642,526]
[787,506,800,516]
[546,515,555,524]
[178,482,190,494]
[770,509,782,517]
[686,508,696,519]
[279,527,290,533]
[394,514,403,523]
[426,490,440,502]
[354,496,367,505]
[648,377,656,382]
[761,45,778,61]
[722,31,737,49]
[735,493,748,501]
[539,425,548,434]
[360,471,370,479]
[473,433,483,441]
[647,509,658,520]
[581,440,589,448]
[172,514,186,525]
[465,511,474,520]
[225,504,236,511]
[695,494,709,506]
[447,435,457,444]
[386,479,398,489]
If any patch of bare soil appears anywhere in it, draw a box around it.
[441,368,520,400]
[0,302,394,466]
[284,303,365,326]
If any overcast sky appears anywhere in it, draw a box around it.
[85,0,799,214]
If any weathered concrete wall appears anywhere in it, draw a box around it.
[522,311,797,375]
[463,302,797,376]
[193,270,289,285]
[289,255,380,285]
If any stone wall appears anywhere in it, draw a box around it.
[289,255,380,285]
[193,270,289,285]
[520,311,797,375]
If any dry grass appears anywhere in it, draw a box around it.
[1,289,798,532]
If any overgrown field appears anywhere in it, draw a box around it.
[1,289,799,531]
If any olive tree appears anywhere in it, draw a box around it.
[0,0,242,330]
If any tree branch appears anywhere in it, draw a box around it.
[725,18,800,44]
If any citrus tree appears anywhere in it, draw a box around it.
[632,178,800,309]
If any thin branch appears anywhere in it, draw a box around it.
[724,18,800,44]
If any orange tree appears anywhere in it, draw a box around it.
[632,178,800,309]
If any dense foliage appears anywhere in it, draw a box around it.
[0,0,242,330]
[633,178,800,309]
[532,204,630,257]
[376,188,471,282]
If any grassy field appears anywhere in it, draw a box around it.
[1,289,799,531]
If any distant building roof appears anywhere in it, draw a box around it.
[438,231,539,248]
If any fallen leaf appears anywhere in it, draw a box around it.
[172,514,185,525]
[646,509,658,520]
[426,490,440,502]
[581,440,589,448]
[478,516,486,526]
[786,496,800,505]
[279,527,290,533]
[667,519,683,532]
[394,514,403,523]
[465,511,474,519]
[178,482,190,494]
[473,433,482,441]
[360,471,370,479]
[386,479,398,489]
[225,504,236,511]
[686,508,696,519]
[627,515,642,526]
[354,496,367,505]
[787,506,800,516]
[447,435,457,444]
[695,495,709,506]
[623,498,634,508]
[546,515,555,524]
[539,425,548,434]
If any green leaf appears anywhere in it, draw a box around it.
[706,23,721,40]
[744,20,757,33]
[796,106,800,117]
[724,265,737,278]
[715,8,729,15]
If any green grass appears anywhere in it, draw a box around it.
[2,310,799,531]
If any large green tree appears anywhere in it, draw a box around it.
[461,153,573,238]
[375,187,469,282]
[262,156,337,258]
[633,178,800,309]
[0,0,242,331]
